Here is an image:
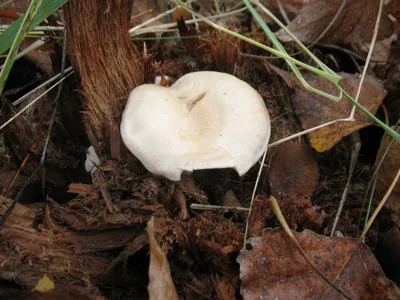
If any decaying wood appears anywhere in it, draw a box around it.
[0,196,110,288]
[64,0,143,150]
[246,193,268,238]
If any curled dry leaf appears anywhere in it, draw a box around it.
[147,217,179,300]
[237,229,400,299]
[290,72,385,152]
[276,0,395,44]
[374,130,400,212]
[270,142,319,196]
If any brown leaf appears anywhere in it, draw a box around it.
[270,142,319,196]
[374,130,400,212]
[0,8,21,21]
[291,72,385,152]
[221,190,241,207]
[276,0,395,44]
[237,229,400,299]
[148,217,179,300]
[20,39,55,76]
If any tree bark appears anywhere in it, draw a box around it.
[64,0,143,153]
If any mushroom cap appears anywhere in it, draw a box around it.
[121,71,271,181]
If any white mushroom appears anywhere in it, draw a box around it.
[120,71,270,181]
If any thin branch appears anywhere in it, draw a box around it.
[0,40,45,70]
[269,118,352,148]
[129,4,181,34]
[12,66,73,106]
[190,203,249,213]
[0,25,64,31]
[0,72,73,131]
[132,7,248,36]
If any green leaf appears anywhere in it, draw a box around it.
[0,0,68,56]
[0,0,44,95]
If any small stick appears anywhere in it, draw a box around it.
[95,171,120,213]
[359,168,400,241]
[268,196,351,300]
[4,153,31,196]
[190,203,249,213]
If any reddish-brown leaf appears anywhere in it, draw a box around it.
[276,0,395,44]
[270,142,319,196]
[148,218,179,300]
[237,229,400,299]
[374,131,400,212]
[291,72,385,152]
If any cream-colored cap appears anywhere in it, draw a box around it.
[121,71,270,181]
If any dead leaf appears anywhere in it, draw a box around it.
[0,0,28,24]
[20,39,55,76]
[276,0,395,44]
[237,229,400,299]
[221,190,241,207]
[0,8,21,21]
[172,7,192,22]
[270,142,319,196]
[290,72,385,152]
[32,275,55,292]
[374,130,400,212]
[147,217,179,300]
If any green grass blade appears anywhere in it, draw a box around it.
[173,0,341,83]
[0,0,68,56]
[243,0,342,101]
[254,1,337,76]
[341,88,400,142]
[0,0,43,95]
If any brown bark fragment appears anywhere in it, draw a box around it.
[64,0,143,149]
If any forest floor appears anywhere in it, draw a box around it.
[0,0,400,299]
